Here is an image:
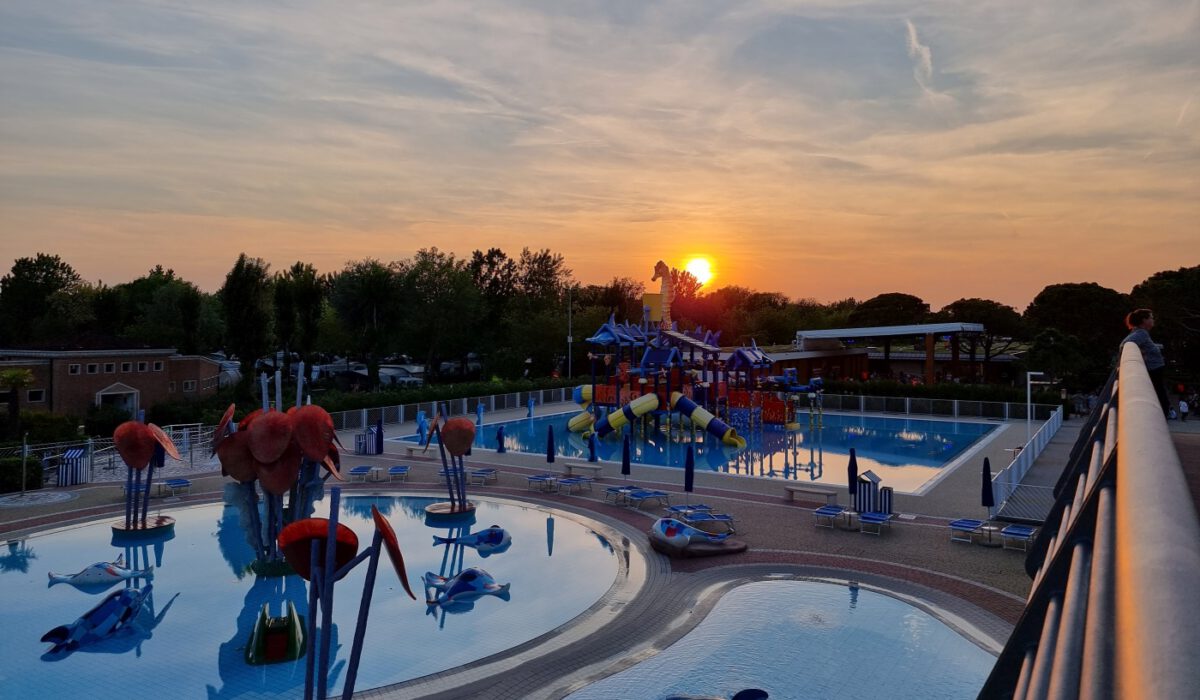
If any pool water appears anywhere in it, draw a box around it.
[566,579,994,699]
[0,494,630,699]
[399,411,998,493]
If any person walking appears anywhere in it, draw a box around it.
[1122,309,1169,418]
[1181,398,1190,422]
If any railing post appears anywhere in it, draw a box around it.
[954,399,959,418]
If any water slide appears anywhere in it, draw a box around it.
[568,385,596,432]
[671,392,747,448]
[593,393,660,439]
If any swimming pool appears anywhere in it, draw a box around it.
[0,493,634,699]
[566,579,995,699]
[397,411,999,493]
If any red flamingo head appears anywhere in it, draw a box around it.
[248,410,294,464]
[277,518,359,581]
[440,417,476,457]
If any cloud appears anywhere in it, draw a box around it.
[905,19,934,92]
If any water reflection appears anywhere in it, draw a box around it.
[1,539,37,573]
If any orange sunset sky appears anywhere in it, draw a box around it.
[1,2,1197,311]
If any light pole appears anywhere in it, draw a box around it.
[1026,371,1045,443]
[566,285,574,379]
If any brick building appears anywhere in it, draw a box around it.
[0,346,222,419]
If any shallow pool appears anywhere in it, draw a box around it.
[567,579,994,699]
[0,493,631,699]
[397,411,998,493]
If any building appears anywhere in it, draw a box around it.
[0,346,222,419]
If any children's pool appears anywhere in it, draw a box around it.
[398,411,1000,493]
[566,579,995,699]
[0,494,634,699]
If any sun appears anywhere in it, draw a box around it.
[684,257,713,286]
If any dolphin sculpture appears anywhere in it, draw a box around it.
[650,518,730,549]
[48,555,153,588]
[422,567,510,606]
[41,584,153,653]
[431,525,512,556]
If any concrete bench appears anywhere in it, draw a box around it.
[784,484,839,505]
[563,462,603,480]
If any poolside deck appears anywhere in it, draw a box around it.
[2,401,1134,699]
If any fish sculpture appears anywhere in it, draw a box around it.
[650,518,730,549]
[47,555,153,588]
[41,584,153,653]
[431,525,512,557]
[422,567,510,606]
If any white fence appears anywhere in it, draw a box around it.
[990,405,1064,509]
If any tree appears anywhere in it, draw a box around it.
[938,298,1026,374]
[848,293,929,362]
[0,254,82,344]
[1025,282,1128,388]
[399,249,482,379]
[516,248,570,300]
[329,259,403,388]
[1027,328,1088,388]
[0,368,34,439]
[670,268,703,303]
[219,254,274,387]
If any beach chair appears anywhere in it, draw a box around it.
[813,504,845,529]
[387,466,409,481]
[1001,524,1037,551]
[625,490,670,509]
[123,483,150,497]
[604,485,639,504]
[164,478,192,496]
[348,466,371,482]
[949,518,984,544]
[859,511,895,536]
[526,474,556,491]
[681,511,736,533]
[556,476,593,494]
[468,468,497,485]
[665,503,712,516]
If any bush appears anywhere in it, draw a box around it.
[0,456,43,494]
[85,405,132,437]
[18,411,82,443]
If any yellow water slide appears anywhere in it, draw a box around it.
[568,385,596,432]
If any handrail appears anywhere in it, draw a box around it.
[978,343,1200,698]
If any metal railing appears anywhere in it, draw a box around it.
[324,387,573,432]
[978,343,1200,698]
[991,406,1064,511]
[820,393,1059,421]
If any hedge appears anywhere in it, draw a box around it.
[0,456,44,494]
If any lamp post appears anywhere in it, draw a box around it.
[566,285,574,379]
[1026,371,1045,443]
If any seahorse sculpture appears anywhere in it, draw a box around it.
[651,259,674,330]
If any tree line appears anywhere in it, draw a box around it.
[0,251,1195,393]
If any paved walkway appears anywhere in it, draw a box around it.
[2,403,1062,699]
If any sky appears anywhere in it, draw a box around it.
[1,1,1197,311]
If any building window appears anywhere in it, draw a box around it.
[153,361,164,371]
[169,381,176,393]
[137,361,148,372]
[182,380,196,392]
[87,363,99,374]
[69,364,80,375]
[27,389,45,403]
[121,362,132,372]
[104,363,115,373]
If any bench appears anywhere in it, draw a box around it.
[563,462,603,480]
[949,518,984,543]
[784,485,839,505]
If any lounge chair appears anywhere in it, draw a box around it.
[468,468,497,485]
[604,485,639,504]
[1001,524,1037,551]
[122,483,150,497]
[681,511,736,533]
[387,466,409,481]
[625,490,670,508]
[163,478,192,496]
[556,476,593,494]
[813,504,846,528]
[526,474,556,491]
[348,466,372,482]
[859,511,895,536]
[665,504,712,516]
[949,518,984,544]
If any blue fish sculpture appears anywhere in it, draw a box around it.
[650,518,730,549]
[48,555,153,589]
[422,567,510,606]
[41,584,153,653]
[432,525,512,557]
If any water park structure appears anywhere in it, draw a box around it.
[567,261,827,449]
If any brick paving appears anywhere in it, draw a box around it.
[2,406,1046,699]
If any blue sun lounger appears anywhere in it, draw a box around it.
[681,511,736,533]
[468,468,497,485]
[526,474,556,491]
[604,485,639,504]
[665,504,712,516]
[556,476,593,494]
[348,466,371,482]
[163,478,192,496]
[625,490,670,508]
[387,466,410,481]
[1001,524,1037,551]
[813,505,846,528]
[949,518,984,543]
[859,512,895,535]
